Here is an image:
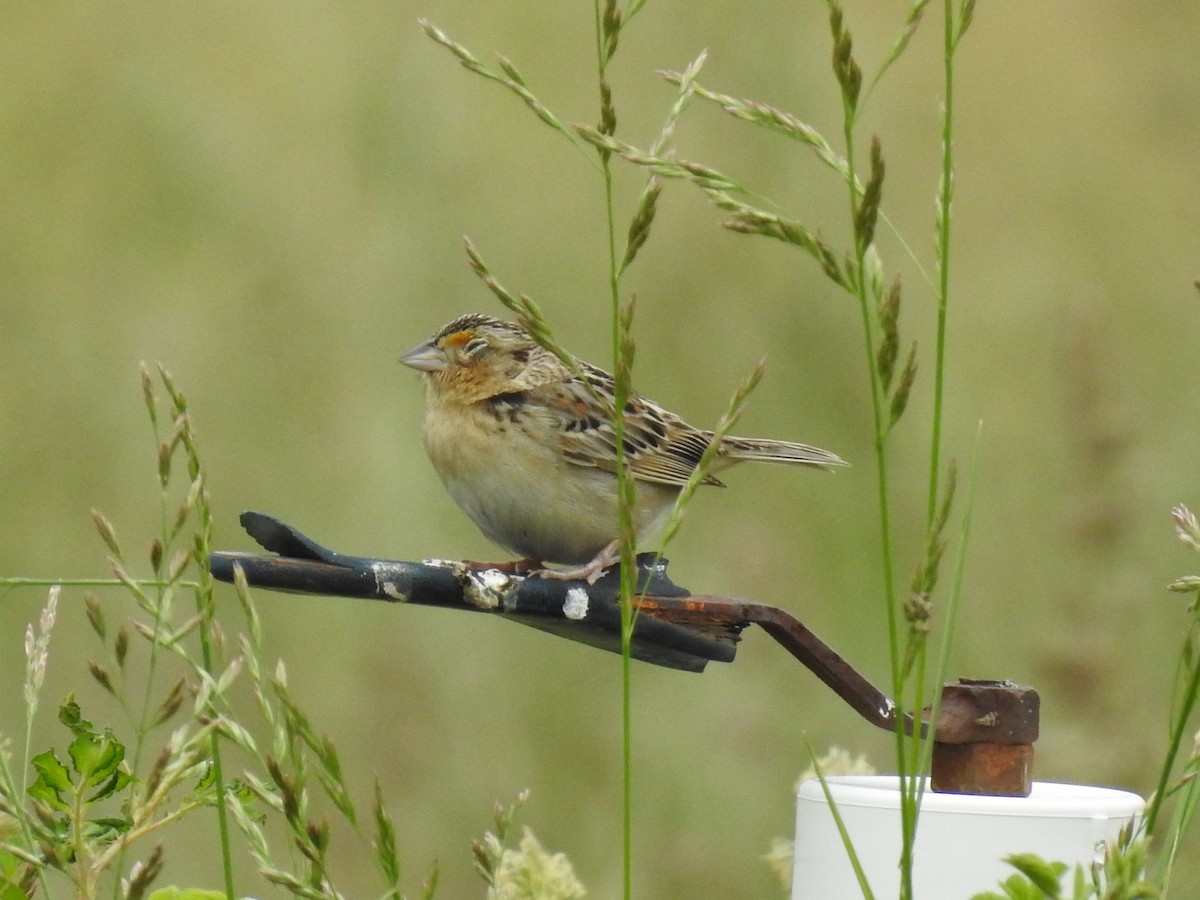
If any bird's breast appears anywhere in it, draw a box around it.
[420,400,675,564]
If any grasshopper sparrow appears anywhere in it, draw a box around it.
[401,313,846,582]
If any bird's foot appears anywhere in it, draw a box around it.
[530,540,619,586]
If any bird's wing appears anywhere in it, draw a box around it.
[527,362,723,488]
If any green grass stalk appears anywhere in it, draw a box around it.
[827,3,920,891]
[591,3,636,895]
[148,369,237,897]
[1144,604,1200,839]
[191,521,236,898]
[13,586,57,899]
[916,426,981,799]
[927,0,956,532]
[805,735,876,900]
[904,0,970,857]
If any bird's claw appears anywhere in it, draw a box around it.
[529,540,619,585]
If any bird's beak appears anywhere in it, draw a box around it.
[399,340,447,372]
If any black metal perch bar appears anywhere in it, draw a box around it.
[210,512,1039,796]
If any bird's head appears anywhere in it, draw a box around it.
[400,314,539,403]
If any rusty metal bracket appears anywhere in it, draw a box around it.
[211,512,1039,795]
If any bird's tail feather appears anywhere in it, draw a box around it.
[720,436,848,470]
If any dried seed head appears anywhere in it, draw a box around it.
[40,588,58,635]
[622,179,661,271]
[233,564,262,648]
[85,594,106,639]
[24,586,60,709]
[274,770,300,825]
[876,330,899,391]
[601,0,621,60]
[307,818,330,852]
[115,628,130,669]
[139,362,158,426]
[88,660,115,695]
[889,342,919,428]
[877,278,902,389]
[680,160,735,191]
[797,746,877,785]
[855,136,885,249]
[91,509,122,558]
[149,538,164,575]
[144,746,171,800]
[173,474,204,535]
[154,680,185,727]
[158,364,187,416]
[598,80,617,137]
[123,844,164,900]
[861,244,885,306]
[490,827,586,898]
[828,4,862,110]
[157,441,172,487]
[1172,504,1200,551]
[904,592,933,624]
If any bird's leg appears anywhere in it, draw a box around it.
[462,557,544,575]
[531,539,620,586]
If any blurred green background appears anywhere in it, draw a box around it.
[3,1,1199,896]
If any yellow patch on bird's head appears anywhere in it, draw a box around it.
[441,329,474,349]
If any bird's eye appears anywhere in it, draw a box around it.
[463,336,488,357]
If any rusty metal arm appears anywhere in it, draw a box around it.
[630,594,908,733]
[211,512,1039,794]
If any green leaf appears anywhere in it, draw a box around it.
[28,749,71,810]
[194,762,218,804]
[57,696,92,736]
[1004,853,1067,896]
[419,861,439,900]
[83,816,130,843]
[89,764,133,803]
[970,874,1046,900]
[146,889,229,900]
[1071,865,1087,899]
[67,727,126,793]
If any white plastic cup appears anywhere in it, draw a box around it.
[792,776,1144,899]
